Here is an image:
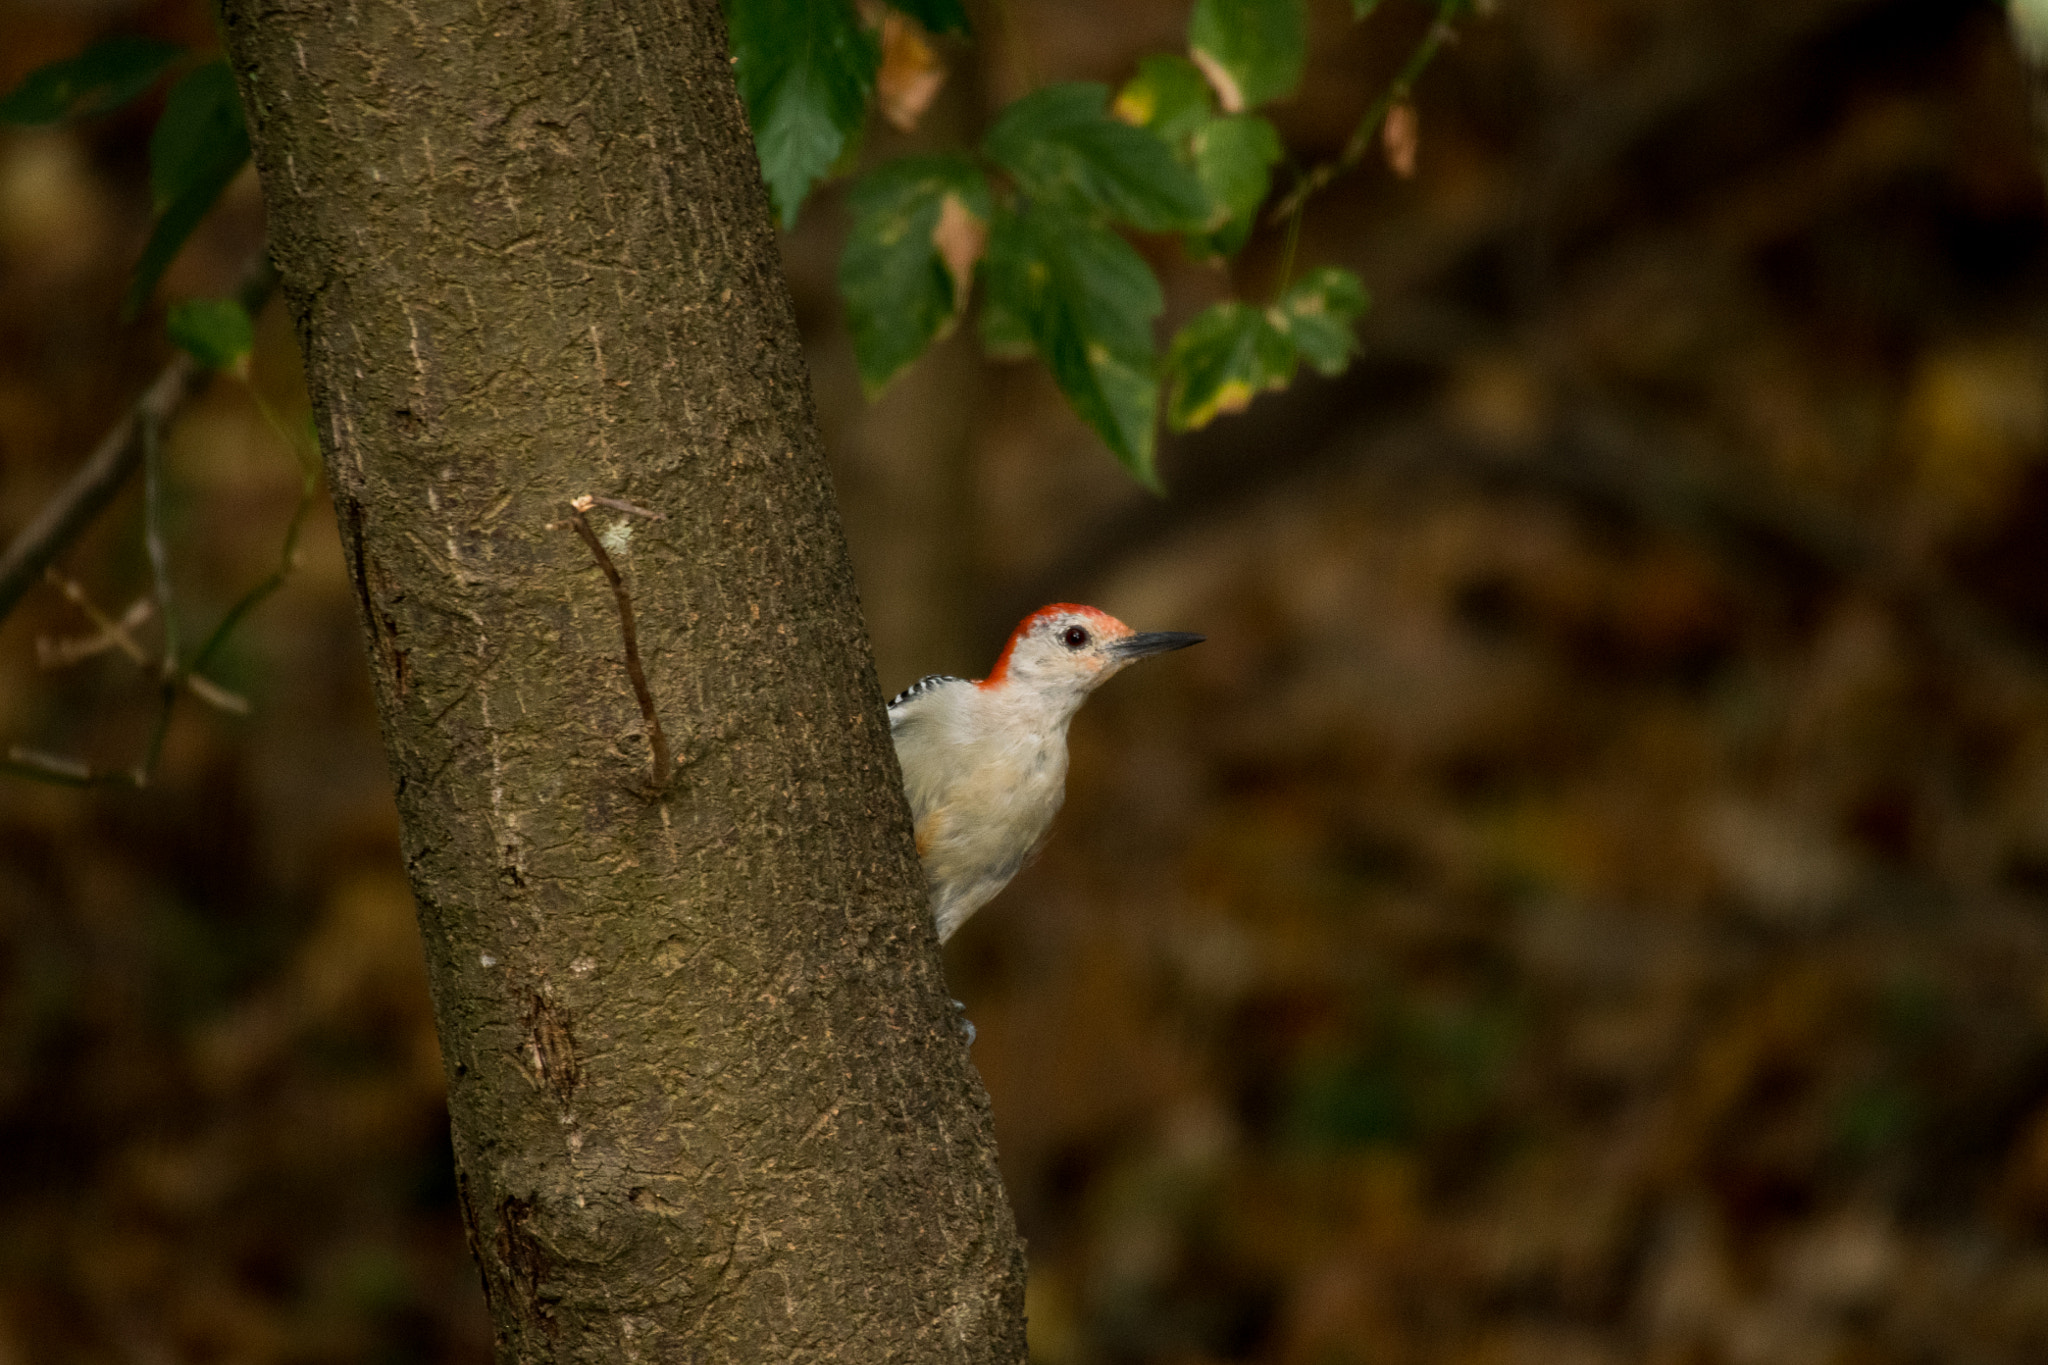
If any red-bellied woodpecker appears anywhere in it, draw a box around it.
[888,603,1203,943]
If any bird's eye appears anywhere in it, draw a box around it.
[1062,625,1090,649]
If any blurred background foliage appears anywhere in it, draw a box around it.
[4,0,2048,1361]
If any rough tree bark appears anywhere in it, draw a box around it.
[214,1,1028,1358]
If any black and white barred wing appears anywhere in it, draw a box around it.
[887,675,963,732]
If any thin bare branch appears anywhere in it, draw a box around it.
[1265,8,1461,228]
[4,746,92,782]
[184,673,251,715]
[189,409,320,682]
[4,323,315,791]
[141,404,178,682]
[0,249,278,625]
[38,570,153,668]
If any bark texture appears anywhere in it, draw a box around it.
[214,1,1028,1358]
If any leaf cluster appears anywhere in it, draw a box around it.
[0,36,252,328]
[730,0,1387,488]
[2,0,1433,490]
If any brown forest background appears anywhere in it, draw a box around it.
[5,0,2048,1361]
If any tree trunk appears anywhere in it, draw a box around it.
[214,1,1028,1358]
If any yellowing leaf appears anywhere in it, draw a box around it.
[1189,47,1245,114]
[1203,378,1256,421]
[1187,112,1282,252]
[982,83,1211,233]
[1116,57,1274,259]
[981,201,1165,486]
[1189,0,1307,112]
[932,190,986,301]
[1116,55,1216,143]
[1164,300,1295,431]
[1112,86,1155,126]
[877,11,947,132]
[839,155,991,393]
[1278,267,1369,375]
[1383,101,1418,179]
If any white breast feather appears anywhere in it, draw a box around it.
[889,680,1071,941]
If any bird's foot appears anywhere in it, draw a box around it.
[950,998,976,1047]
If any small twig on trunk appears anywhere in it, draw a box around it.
[0,248,279,626]
[566,496,672,792]
[583,495,664,520]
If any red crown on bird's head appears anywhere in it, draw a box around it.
[979,603,1129,688]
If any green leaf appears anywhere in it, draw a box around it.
[1163,269,1370,431]
[0,35,183,126]
[887,0,970,36]
[1112,54,1215,144]
[977,282,1036,359]
[727,0,877,228]
[123,61,250,320]
[1187,112,1282,254]
[166,297,254,372]
[147,62,244,209]
[1350,0,1385,18]
[982,83,1210,233]
[1164,301,1296,430]
[1115,61,1279,260]
[839,155,991,394]
[981,201,1164,486]
[1188,0,1307,112]
[1275,266,1370,375]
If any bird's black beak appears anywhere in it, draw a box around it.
[1114,631,1205,660]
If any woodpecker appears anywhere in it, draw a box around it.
[889,604,1203,943]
